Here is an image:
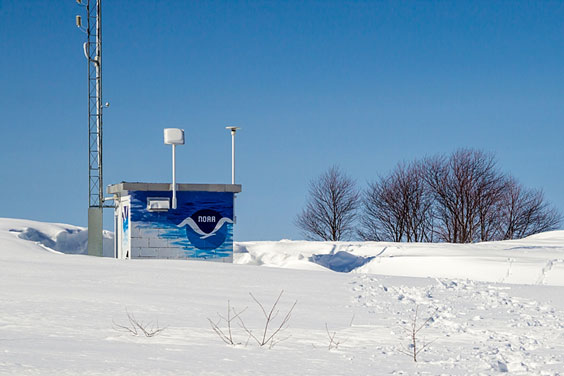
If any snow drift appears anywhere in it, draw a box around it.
[234,233,564,286]
[2,218,563,285]
[0,218,114,257]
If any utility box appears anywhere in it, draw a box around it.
[108,182,241,262]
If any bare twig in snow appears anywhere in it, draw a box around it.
[208,300,247,345]
[325,323,345,350]
[349,313,355,327]
[113,309,166,337]
[238,290,297,348]
[397,305,438,362]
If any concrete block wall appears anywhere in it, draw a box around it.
[114,188,236,262]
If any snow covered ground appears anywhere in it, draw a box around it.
[1,218,564,375]
[235,232,564,285]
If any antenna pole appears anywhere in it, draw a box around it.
[82,0,104,256]
[225,126,240,185]
[163,128,185,210]
[172,144,177,209]
[231,130,235,184]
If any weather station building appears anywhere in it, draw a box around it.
[108,128,242,262]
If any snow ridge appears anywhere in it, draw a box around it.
[2,218,564,285]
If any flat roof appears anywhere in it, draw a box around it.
[108,182,242,195]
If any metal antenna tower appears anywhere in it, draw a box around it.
[77,0,105,256]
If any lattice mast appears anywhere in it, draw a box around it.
[78,0,105,256]
[87,0,103,208]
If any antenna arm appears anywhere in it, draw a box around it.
[83,42,100,66]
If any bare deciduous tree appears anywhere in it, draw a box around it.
[424,150,561,243]
[359,175,405,242]
[296,166,359,241]
[308,150,560,243]
[425,149,504,243]
[359,149,562,243]
[359,162,433,242]
[499,178,562,240]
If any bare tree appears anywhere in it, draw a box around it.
[296,166,359,241]
[498,178,562,240]
[424,149,503,243]
[359,175,405,242]
[359,161,433,242]
[424,149,562,243]
[307,150,560,243]
[474,173,507,242]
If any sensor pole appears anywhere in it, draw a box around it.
[164,128,185,210]
[225,126,240,184]
[172,143,177,209]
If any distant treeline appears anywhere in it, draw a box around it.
[296,149,562,243]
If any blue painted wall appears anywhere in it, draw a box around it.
[129,190,234,261]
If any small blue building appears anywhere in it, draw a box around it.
[108,182,242,262]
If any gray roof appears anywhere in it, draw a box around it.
[107,182,242,195]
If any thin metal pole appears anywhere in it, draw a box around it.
[172,144,177,209]
[225,126,239,185]
[231,130,235,184]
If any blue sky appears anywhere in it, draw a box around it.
[1,1,563,240]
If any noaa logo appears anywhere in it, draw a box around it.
[177,209,233,250]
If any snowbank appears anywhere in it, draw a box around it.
[0,218,114,257]
[235,233,564,285]
[2,217,564,285]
